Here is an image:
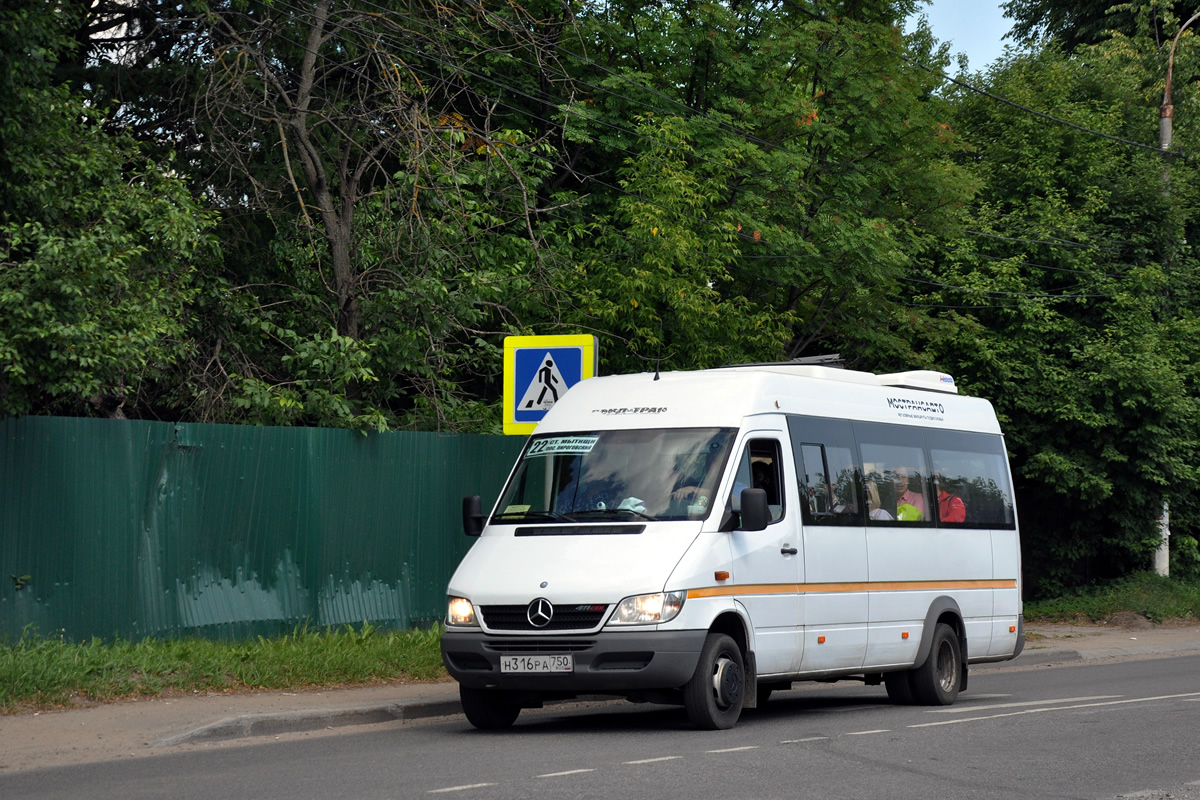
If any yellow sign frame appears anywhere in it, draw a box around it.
[503,335,599,435]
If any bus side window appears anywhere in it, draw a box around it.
[856,422,931,525]
[929,431,1016,528]
[729,439,785,523]
[788,416,863,527]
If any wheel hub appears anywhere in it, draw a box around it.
[713,656,743,708]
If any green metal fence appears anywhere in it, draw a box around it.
[0,417,525,642]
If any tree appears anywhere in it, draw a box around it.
[1003,0,1197,51]
[0,2,215,418]
[902,43,1200,594]
[561,0,973,368]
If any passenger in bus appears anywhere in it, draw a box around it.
[935,474,967,523]
[865,481,894,521]
[752,461,778,504]
[893,467,927,521]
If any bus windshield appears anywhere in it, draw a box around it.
[494,428,737,523]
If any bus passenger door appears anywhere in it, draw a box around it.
[788,417,869,673]
[728,434,803,677]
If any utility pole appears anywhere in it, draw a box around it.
[1153,12,1200,576]
[1160,11,1200,187]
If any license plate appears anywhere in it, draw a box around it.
[500,654,574,673]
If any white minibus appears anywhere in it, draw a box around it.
[441,364,1024,729]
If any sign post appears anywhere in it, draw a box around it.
[503,335,599,435]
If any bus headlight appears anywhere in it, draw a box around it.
[608,591,686,625]
[446,596,477,626]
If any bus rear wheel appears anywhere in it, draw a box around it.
[910,623,962,706]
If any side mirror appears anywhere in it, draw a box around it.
[738,488,770,532]
[462,495,486,537]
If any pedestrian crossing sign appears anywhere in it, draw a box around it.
[503,335,599,435]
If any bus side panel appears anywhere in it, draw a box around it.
[800,527,868,671]
[988,528,1023,657]
[864,588,994,667]
[866,526,994,665]
[867,528,994,583]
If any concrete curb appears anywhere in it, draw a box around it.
[153,698,464,747]
[1001,647,1085,666]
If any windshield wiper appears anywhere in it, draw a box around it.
[571,508,658,522]
[493,510,577,524]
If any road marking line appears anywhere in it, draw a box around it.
[781,737,829,744]
[624,756,682,765]
[909,692,1200,728]
[845,729,890,736]
[707,746,759,753]
[537,769,595,778]
[428,784,496,793]
[926,695,1121,713]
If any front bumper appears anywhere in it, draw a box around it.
[441,628,708,692]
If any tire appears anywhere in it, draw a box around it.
[684,633,745,730]
[459,686,521,730]
[910,623,962,706]
[884,670,917,705]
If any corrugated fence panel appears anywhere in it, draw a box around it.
[0,417,524,642]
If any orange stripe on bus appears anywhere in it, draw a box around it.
[686,578,1016,600]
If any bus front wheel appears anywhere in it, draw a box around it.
[460,686,521,730]
[684,633,745,729]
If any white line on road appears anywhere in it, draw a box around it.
[926,695,1121,713]
[845,729,890,736]
[537,769,596,778]
[428,784,496,793]
[909,692,1200,728]
[624,756,682,765]
[824,704,892,714]
[781,737,829,744]
[706,746,760,753]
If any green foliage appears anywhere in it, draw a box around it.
[559,1,975,371]
[1024,572,1200,622]
[0,4,215,417]
[1003,0,1196,52]
[0,623,447,713]
[900,44,1200,596]
[563,113,791,371]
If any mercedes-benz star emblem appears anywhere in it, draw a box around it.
[526,598,554,628]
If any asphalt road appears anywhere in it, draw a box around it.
[4,655,1199,800]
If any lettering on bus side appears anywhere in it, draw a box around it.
[885,396,946,422]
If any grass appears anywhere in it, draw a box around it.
[1025,572,1200,624]
[0,622,447,714]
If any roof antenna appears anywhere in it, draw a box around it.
[653,322,663,381]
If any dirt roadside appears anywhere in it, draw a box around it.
[1,620,1197,775]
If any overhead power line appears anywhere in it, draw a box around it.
[899,54,1185,159]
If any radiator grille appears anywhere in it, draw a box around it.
[482,639,597,653]
[480,604,608,631]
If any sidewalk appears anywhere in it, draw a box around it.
[2,621,1197,774]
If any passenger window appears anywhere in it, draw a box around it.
[729,439,784,523]
[857,423,931,525]
[788,416,863,526]
[929,431,1016,528]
